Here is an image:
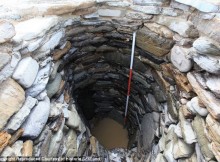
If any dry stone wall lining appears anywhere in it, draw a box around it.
[0,0,220,161]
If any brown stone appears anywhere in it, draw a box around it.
[161,64,192,92]
[8,128,24,146]
[90,136,97,155]
[0,131,11,153]
[211,141,220,162]
[55,80,65,97]
[206,114,220,144]
[144,22,174,39]
[0,78,25,130]
[182,105,194,119]
[152,70,170,93]
[64,89,70,104]
[136,27,174,57]
[138,56,162,71]
[187,72,220,120]
[22,140,33,157]
[53,41,71,61]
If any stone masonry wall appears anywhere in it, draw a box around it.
[0,0,220,161]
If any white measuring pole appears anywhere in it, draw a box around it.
[124,31,136,124]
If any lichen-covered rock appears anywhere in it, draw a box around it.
[22,97,50,139]
[0,21,15,43]
[171,45,192,72]
[5,96,37,132]
[12,57,39,88]
[0,78,25,130]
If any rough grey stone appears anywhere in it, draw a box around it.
[130,5,162,14]
[12,57,39,88]
[22,97,50,139]
[141,113,155,153]
[0,53,10,70]
[46,73,62,98]
[193,37,220,56]
[5,96,37,132]
[98,9,125,17]
[0,52,21,83]
[175,0,220,13]
[26,62,51,97]
[0,21,15,43]
[171,45,192,72]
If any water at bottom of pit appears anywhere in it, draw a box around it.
[91,118,129,150]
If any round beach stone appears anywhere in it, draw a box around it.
[171,45,192,72]
[12,57,39,88]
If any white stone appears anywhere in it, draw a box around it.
[12,57,39,88]
[26,62,51,97]
[175,0,220,13]
[164,129,177,162]
[179,109,197,144]
[11,140,23,156]
[155,16,198,38]
[0,21,15,43]
[0,53,10,70]
[66,104,81,130]
[173,138,194,159]
[0,52,21,83]
[206,75,220,96]
[5,96,37,132]
[171,45,192,72]
[190,97,208,116]
[130,5,162,14]
[134,0,168,5]
[46,73,62,98]
[48,120,64,157]
[193,37,220,55]
[36,90,47,101]
[13,16,59,43]
[174,122,182,138]
[106,1,131,7]
[22,97,50,139]
[50,101,68,118]
[0,146,15,157]
[155,153,167,162]
[192,53,220,74]
[98,9,125,17]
